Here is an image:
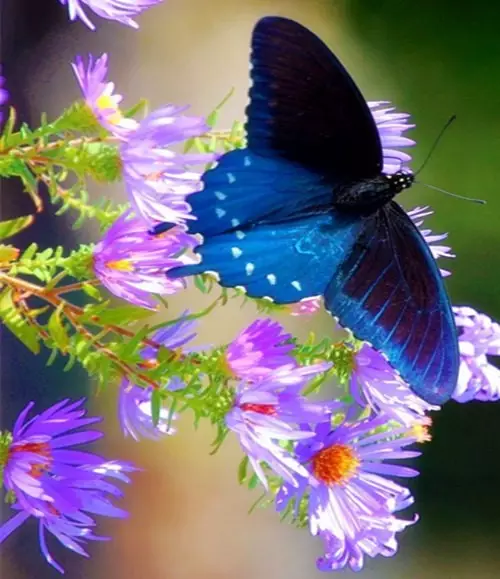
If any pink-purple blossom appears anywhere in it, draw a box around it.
[119,314,197,440]
[0,399,136,573]
[453,306,500,402]
[276,416,420,572]
[60,0,164,31]
[93,211,197,309]
[226,319,295,380]
[226,363,333,489]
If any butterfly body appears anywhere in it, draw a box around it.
[169,17,459,404]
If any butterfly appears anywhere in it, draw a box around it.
[169,16,459,404]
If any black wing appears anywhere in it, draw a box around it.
[247,16,383,179]
[324,201,459,404]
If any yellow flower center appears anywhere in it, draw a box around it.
[95,95,123,125]
[311,443,360,486]
[106,259,134,272]
[411,421,432,443]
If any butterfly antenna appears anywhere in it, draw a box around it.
[415,115,457,176]
[417,182,486,205]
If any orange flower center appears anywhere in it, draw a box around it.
[9,441,52,479]
[411,422,432,443]
[311,443,360,486]
[240,403,277,416]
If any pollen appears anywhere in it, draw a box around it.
[411,420,432,443]
[240,403,277,416]
[312,443,360,486]
[95,95,123,125]
[106,259,134,272]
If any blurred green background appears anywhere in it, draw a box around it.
[2,0,500,577]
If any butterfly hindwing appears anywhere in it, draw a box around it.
[187,150,334,237]
[171,213,362,302]
[324,201,459,404]
[248,16,383,178]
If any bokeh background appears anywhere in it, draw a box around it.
[2,0,500,577]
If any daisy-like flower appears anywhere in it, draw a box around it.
[119,314,197,440]
[0,399,136,573]
[453,306,500,402]
[72,53,138,135]
[93,211,196,309]
[349,343,438,426]
[369,101,415,174]
[60,0,164,31]
[225,319,295,380]
[408,206,455,276]
[226,363,334,489]
[276,416,420,572]
[120,105,215,227]
[0,66,8,125]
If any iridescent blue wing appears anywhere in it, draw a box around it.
[170,213,362,303]
[324,201,458,404]
[247,16,382,178]
[187,16,382,238]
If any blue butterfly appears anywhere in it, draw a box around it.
[169,16,459,404]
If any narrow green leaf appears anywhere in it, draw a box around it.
[0,288,40,353]
[151,389,161,427]
[238,455,249,484]
[0,245,19,263]
[0,215,34,241]
[47,306,69,351]
[81,283,102,301]
[92,305,153,325]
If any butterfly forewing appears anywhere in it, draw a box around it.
[248,16,383,179]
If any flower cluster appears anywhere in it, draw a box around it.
[2,11,500,578]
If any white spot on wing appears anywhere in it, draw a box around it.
[291,281,302,291]
[231,247,243,258]
[235,230,246,240]
[215,191,227,200]
[245,262,255,275]
[267,274,277,285]
[204,270,220,282]
[244,156,252,167]
[231,218,240,227]
[227,173,236,184]
[216,208,226,218]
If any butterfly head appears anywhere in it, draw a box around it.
[386,171,415,194]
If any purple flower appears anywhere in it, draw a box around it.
[72,53,138,135]
[408,206,455,276]
[60,0,164,31]
[120,105,215,227]
[93,211,196,309]
[276,416,420,572]
[119,315,197,440]
[0,399,136,573]
[369,101,415,174]
[453,306,500,402]
[226,319,295,380]
[0,66,8,125]
[289,296,322,316]
[349,344,438,427]
[226,363,333,489]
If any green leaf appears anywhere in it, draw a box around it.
[86,304,154,325]
[123,98,148,119]
[0,288,40,353]
[238,455,249,484]
[47,306,69,352]
[151,389,161,427]
[206,88,235,128]
[81,282,102,301]
[0,215,34,241]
